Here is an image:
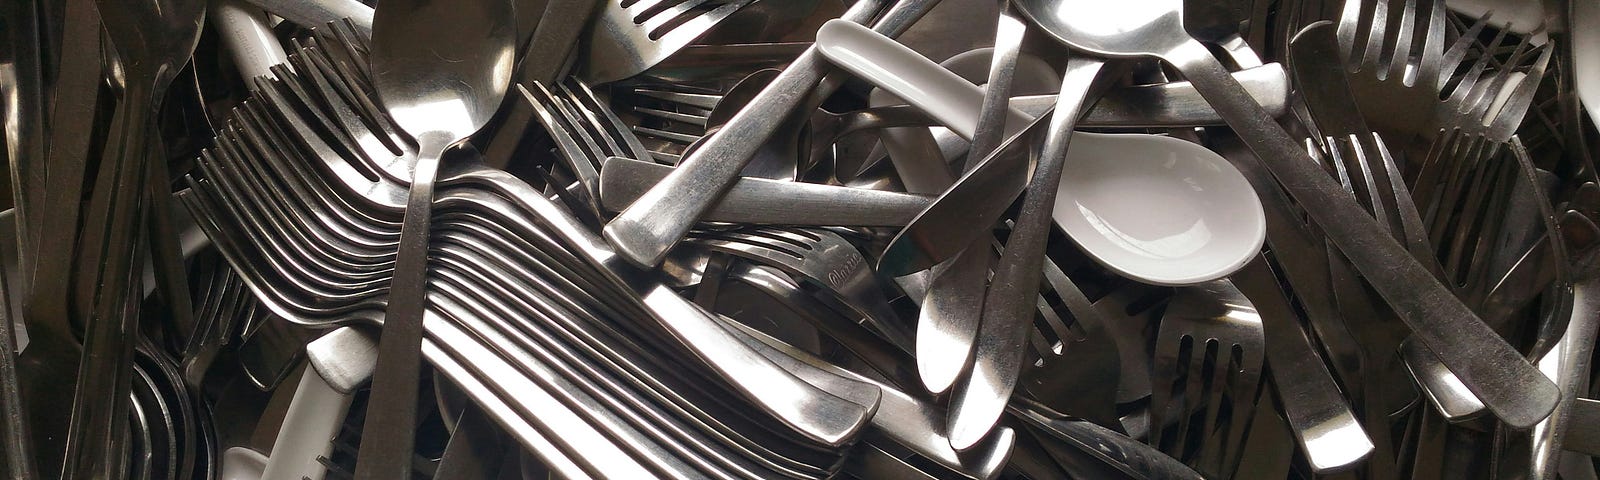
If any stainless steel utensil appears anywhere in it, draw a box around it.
[1148,279,1265,479]
[949,57,1108,451]
[355,1,516,474]
[913,8,1027,400]
[1232,256,1374,473]
[598,156,933,226]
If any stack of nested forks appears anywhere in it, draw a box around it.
[176,23,1027,479]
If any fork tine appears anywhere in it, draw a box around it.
[1413,0,1448,86]
[1462,31,1535,125]
[621,0,674,20]
[649,0,712,21]
[1360,0,1390,73]
[1196,341,1231,474]
[1323,136,1359,199]
[1173,337,1209,459]
[1148,327,1181,451]
[1382,0,1420,82]
[1438,11,1495,89]
[544,88,614,166]
[1374,132,1448,277]
[1441,35,1500,118]
[724,228,821,254]
[1032,299,1068,355]
[1459,155,1518,301]
[1422,132,1474,242]
[1435,136,1495,273]
[641,0,715,34]
[1344,135,1394,235]
[1336,0,1362,58]
[522,83,606,214]
[632,125,702,145]
[563,78,658,162]
[1220,343,1264,477]
[1379,0,1417,82]
[555,83,627,160]
[633,106,709,127]
[1487,43,1552,141]
[1352,133,1409,238]
[630,88,721,110]
[1409,127,1457,210]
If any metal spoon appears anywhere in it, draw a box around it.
[1009,0,1559,428]
[355,0,515,477]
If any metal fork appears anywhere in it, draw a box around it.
[1148,280,1266,480]
[526,77,681,219]
[1412,36,1554,284]
[1434,26,1548,142]
[685,227,915,351]
[1016,228,1125,431]
[583,0,762,83]
[628,82,724,164]
[1337,0,1449,150]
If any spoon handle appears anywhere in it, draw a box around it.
[948,57,1105,451]
[353,148,440,480]
[602,0,940,268]
[598,156,933,226]
[917,4,1028,398]
[1160,38,1559,428]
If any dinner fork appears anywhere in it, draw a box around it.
[686,227,915,351]
[1016,227,1124,431]
[1337,0,1448,152]
[1413,36,1554,282]
[628,82,725,164]
[528,77,682,219]
[1148,280,1266,479]
[1433,27,1548,143]
[583,0,762,83]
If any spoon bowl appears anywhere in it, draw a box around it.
[370,1,516,151]
[1015,0,1190,57]
[1056,133,1264,285]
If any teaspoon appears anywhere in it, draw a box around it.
[355,0,515,477]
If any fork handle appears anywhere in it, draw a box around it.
[1162,38,1559,428]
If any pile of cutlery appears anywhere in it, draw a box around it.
[4,0,1600,478]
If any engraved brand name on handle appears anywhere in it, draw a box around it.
[826,254,865,287]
